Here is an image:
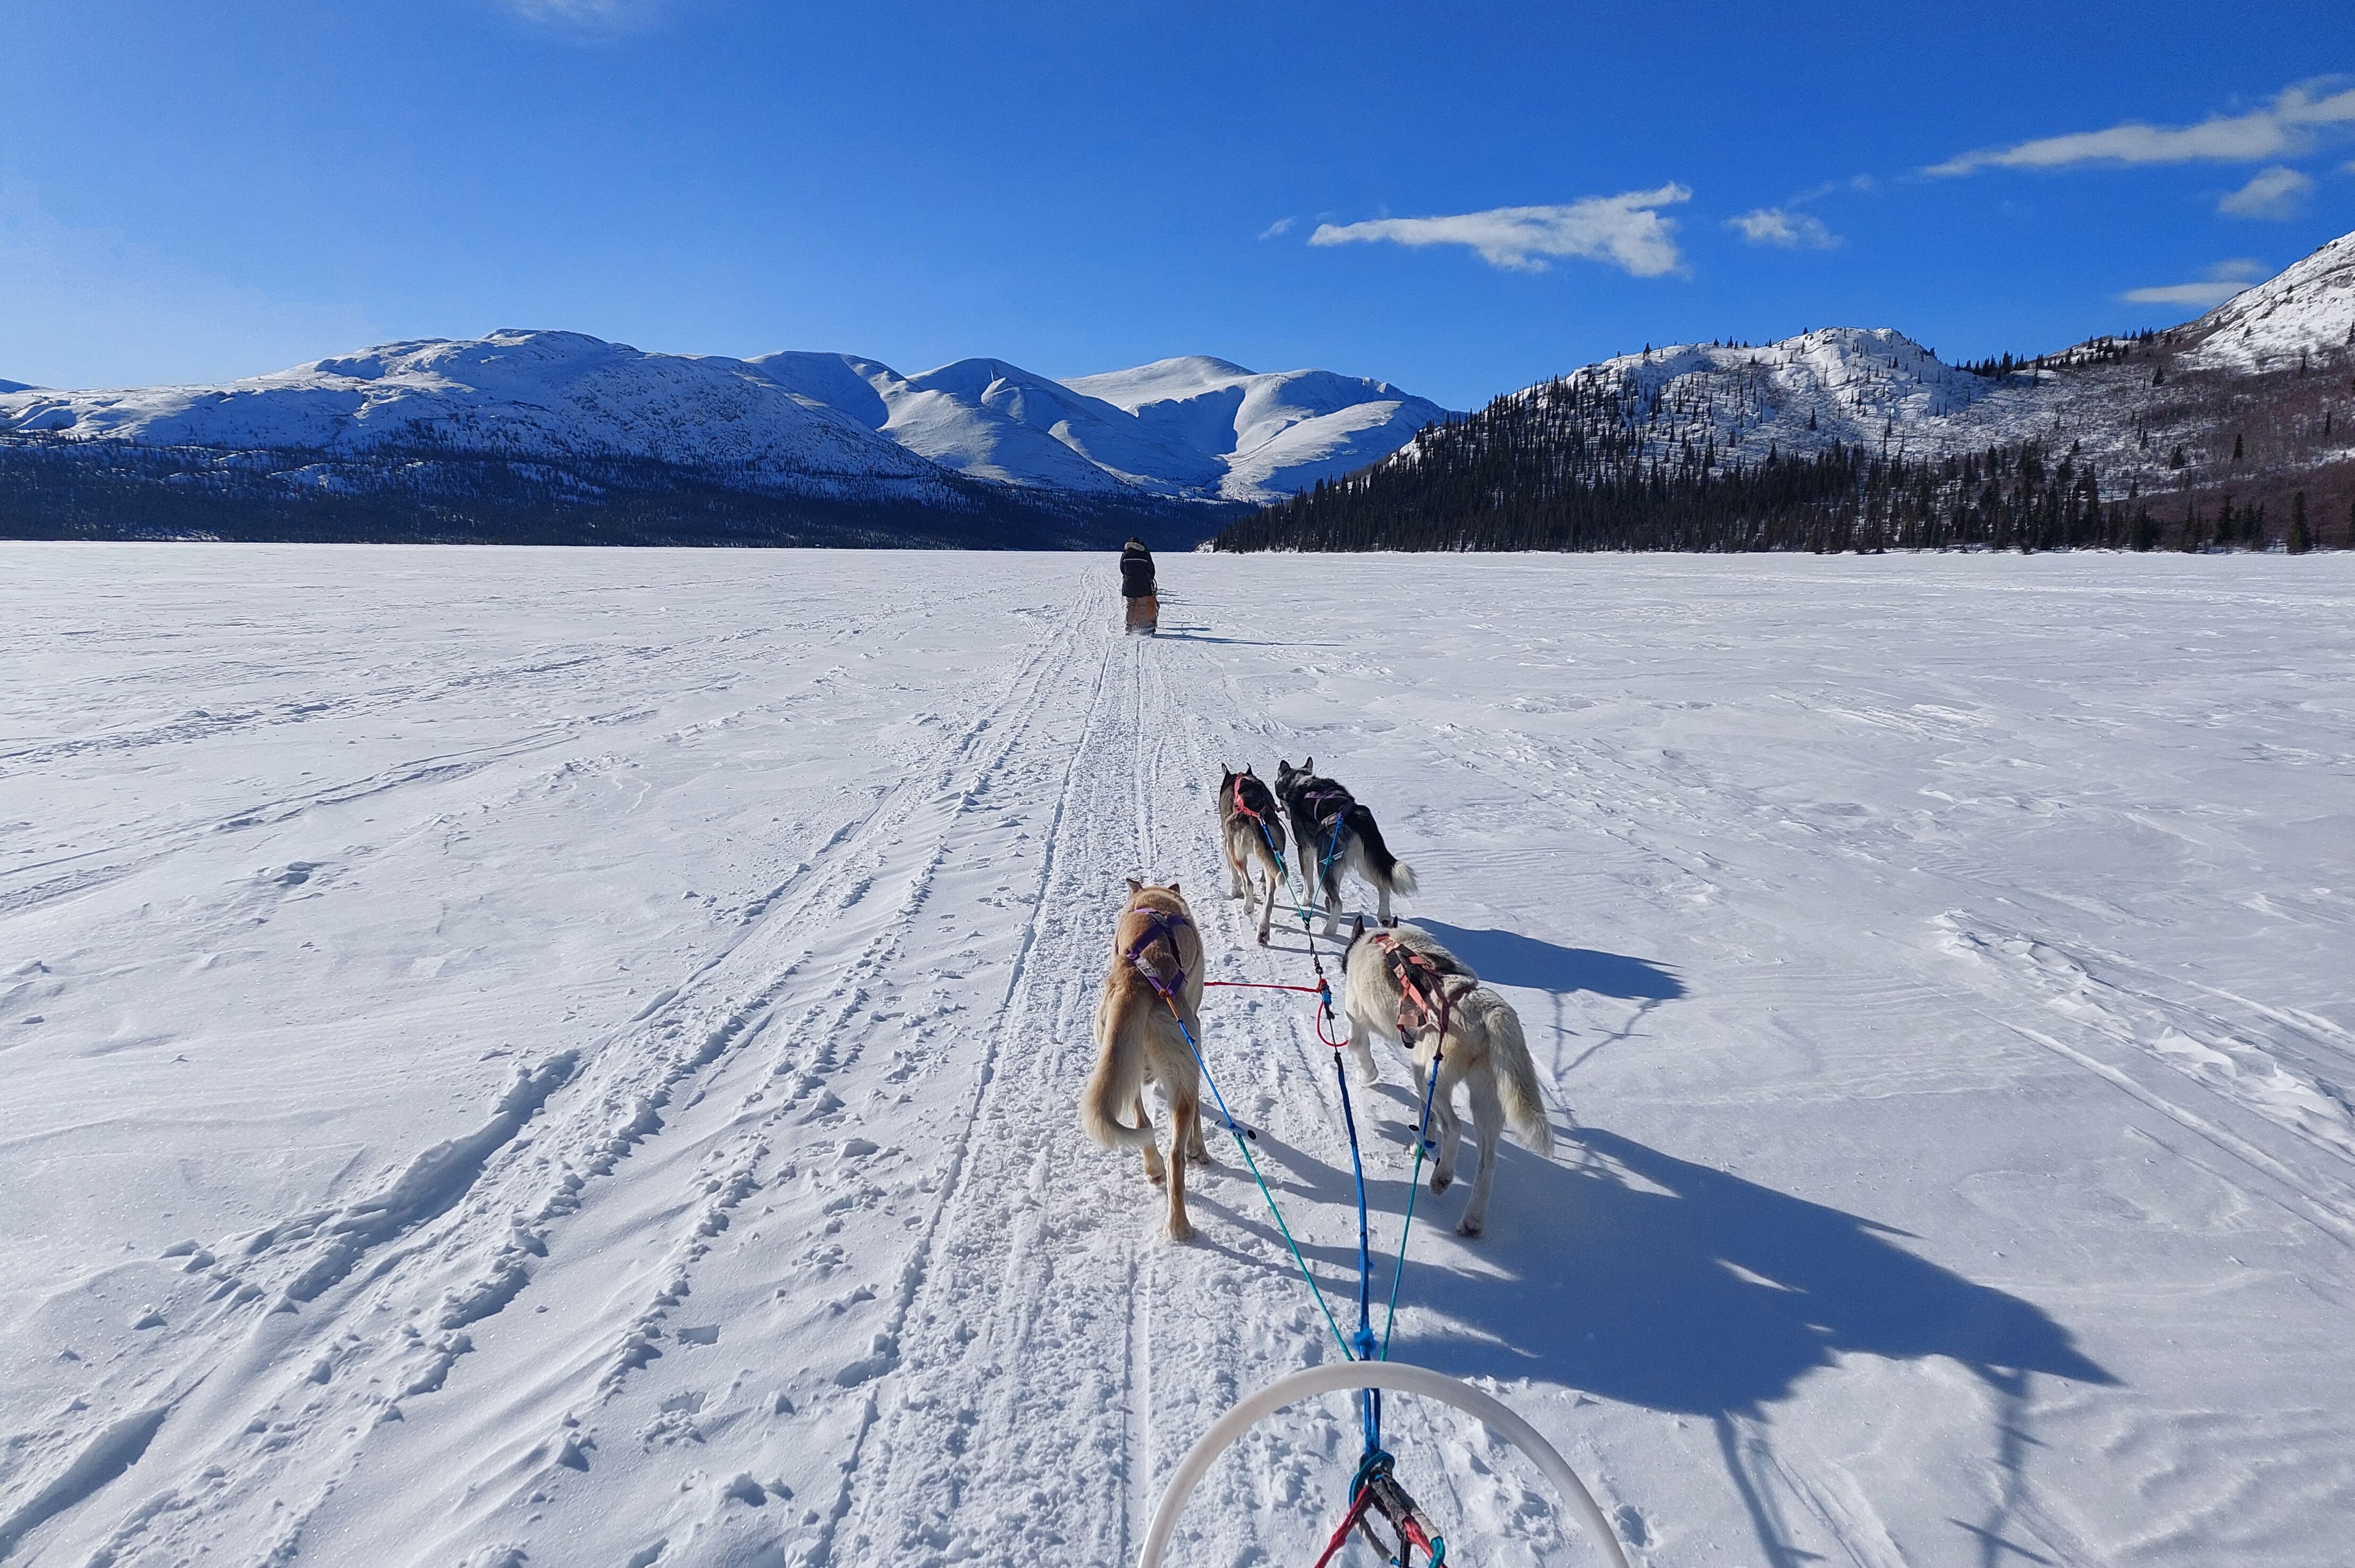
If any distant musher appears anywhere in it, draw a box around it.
[1120,536,1158,635]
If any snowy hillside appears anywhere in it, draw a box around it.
[1374,229,2355,525]
[5,545,2351,1567]
[0,334,1452,511]
[1061,356,1454,502]
[2180,231,2355,373]
[0,332,958,502]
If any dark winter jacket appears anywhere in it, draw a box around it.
[1119,543,1155,598]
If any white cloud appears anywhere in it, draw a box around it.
[1727,207,1839,248]
[2121,257,2269,309]
[501,0,663,30]
[1309,186,1691,276]
[2218,164,2314,217]
[1928,81,2355,175]
[1258,217,1295,240]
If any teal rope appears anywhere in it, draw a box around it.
[1381,1052,1447,1360]
[1168,1001,1354,1360]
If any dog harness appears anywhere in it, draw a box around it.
[1231,772,1278,831]
[1124,907,1193,1002]
[1299,781,1353,831]
[1369,931,1464,1049]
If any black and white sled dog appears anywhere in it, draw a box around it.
[1340,917,1552,1237]
[1217,765,1287,945]
[1273,758,1417,934]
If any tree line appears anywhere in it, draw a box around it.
[1215,371,2346,555]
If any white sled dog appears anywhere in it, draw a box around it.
[1274,758,1418,934]
[1080,879,1210,1241]
[1217,765,1287,945]
[1341,917,1552,1237]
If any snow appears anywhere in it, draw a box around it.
[2180,232,2355,374]
[0,331,953,503]
[1063,358,1455,503]
[0,337,1454,509]
[4,545,2352,1567]
[1414,230,2355,508]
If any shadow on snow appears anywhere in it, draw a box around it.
[1408,919,1684,1002]
[1188,1097,2112,1567]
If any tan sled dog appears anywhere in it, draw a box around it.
[1340,918,1552,1237]
[1217,766,1288,945]
[1080,880,1209,1241]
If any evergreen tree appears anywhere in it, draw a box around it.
[2287,492,2311,554]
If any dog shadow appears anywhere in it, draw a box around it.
[1203,1100,2113,1566]
[1408,919,1684,1001]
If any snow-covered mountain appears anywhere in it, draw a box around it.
[1397,230,2355,511]
[0,332,1450,510]
[2178,230,2355,373]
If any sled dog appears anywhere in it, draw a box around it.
[1079,879,1209,1241]
[1341,917,1552,1237]
[1273,758,1418,934]
[1218,765,1288,945]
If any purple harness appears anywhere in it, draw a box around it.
[1301,782,1353,827]
[1124,908,1192,1002]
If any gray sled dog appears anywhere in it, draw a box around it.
[1079,879,1209,1241]
[1217,765,1287,945]
[1274,758,1418,934]
[1340,917,1552,1237]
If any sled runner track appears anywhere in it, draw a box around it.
[839,613,1470,1567]
[7,581,1099,1568]
[824,598,1130,1563]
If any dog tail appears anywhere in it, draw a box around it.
[1473,989,1554,1158]
[1348,805,1417,896]
[1081,1005,1158,1150]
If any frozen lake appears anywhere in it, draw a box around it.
[4,544,2352,1566]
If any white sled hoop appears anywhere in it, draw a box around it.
[1137,1360,1632,1568]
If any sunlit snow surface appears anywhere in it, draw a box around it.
[4,546,2352,1567]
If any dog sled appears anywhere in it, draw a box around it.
[1105,768,1630,1566]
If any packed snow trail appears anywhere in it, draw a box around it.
[4,547,2353,1567]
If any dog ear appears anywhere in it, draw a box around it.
[1126,876,1142,897]
[1167,881,1180,896]
[1302,756,1314,773]
[1351,914,1365,938]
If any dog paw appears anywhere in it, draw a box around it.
[1256,932,1270,947]
[1455,1216,1484,1238]
[1430,1170,1453,1194]
[1166,1219,1195,1244]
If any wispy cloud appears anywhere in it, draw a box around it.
[2121,257,2268,308]
[1928,81,2355,175]
[1257,216,1295,240]
[1727,207,1839,249]
[1309,186,1691,276]
[2218,164,2314,217]
[501,0,664,31]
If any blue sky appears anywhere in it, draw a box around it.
[4,1,2351,408]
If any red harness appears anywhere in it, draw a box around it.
[1369,931,1463,1049]
[1230,774,1279,836]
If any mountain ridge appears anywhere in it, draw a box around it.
[0,333,1455,516]
[1222,230,2355,552]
